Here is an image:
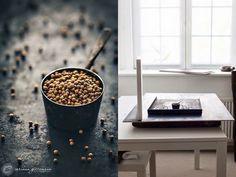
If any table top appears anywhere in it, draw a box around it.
[118,94,228,144]
[123,93,234,122]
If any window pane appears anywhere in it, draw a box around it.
[160,0,180,7]
[192,8,211,35]
[161,37,181,64]
[213,0,232,6]
[141,37,161,65]
[140,9,160,36]
[140,0,159,7]
[212,8,232,35]
[192,0,211,7]
[192,37,211,64]
[212,37,231,64]
[161,8,180,35]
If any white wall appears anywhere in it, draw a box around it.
[119,72,232,99]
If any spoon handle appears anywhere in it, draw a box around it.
[85,28,112,70]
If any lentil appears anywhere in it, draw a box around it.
[42,70,102,105]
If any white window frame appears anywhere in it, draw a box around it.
[118,0,233,71]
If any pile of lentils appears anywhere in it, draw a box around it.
[43,70,102,105]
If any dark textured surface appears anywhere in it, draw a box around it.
[0,0,118,176]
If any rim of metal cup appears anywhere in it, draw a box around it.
[41,67,104,108]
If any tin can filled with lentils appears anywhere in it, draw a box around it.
[41,67,104,130]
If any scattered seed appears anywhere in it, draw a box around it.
[87,157,92,161]
[102,129,107,136]
[46,140,52,147]
[11,93,15,99]
[69,141,75,146]
[74,30,81,39]
[60,26,68,38]
[84,145,89,151]
[33,84,38,93]
[53,158,58,164]
[97,21,104,31]
[110,96,116,105]
[12,67,16,74]
[100,118,105,126]
[10,87,15,94]
[78,129,83,135]
[38,47,43,54]
[15,57,20,66]
[17,157,22,166]
[63,59,67,65]
[101,64,105,70]
[28,65,33,70]
[29,121,33,127]
[29,127,34,134]
[20,50,27,61]
[1,134,5,142]
[9,113,14,122]
[53,149,60,156]
[5,53,10,60]
[81,156,86,161]
[81,41,86,49]
[109,135,114,142]
[88,153,93,158]
[34,122,39,131]
[14,48,22,56]
[2,68,7,76]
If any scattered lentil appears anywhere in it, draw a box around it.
[46,140,52,147]
[84,145,89,151]
[9,113,14,122]
[81,156,86,161]
[78,129,83,135]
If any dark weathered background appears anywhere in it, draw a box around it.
[0,0,117,176]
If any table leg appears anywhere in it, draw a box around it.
[149,151,157,177]
[194,149,200,170]
[216,141,227,177]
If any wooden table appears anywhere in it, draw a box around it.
[118,94,232,177]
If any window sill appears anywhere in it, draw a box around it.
[119,69,232,77]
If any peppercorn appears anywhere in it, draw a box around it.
[100,118,105,126]
[38,47,43,54]
[10,88,15,94]
[20,50,27,61]
[17,157,22,166]
[24,45,29,52]
[5,53,10,60]
[9,113,14,122]
[15,57,20,66]
[78,129,83,135]
[29,127,34,134]
[12,67,16,74]
[33,84,38,93]
[108,149,113,156]
[102,129,107,136]
[74,30,81,39]
[53,149,60,156]
[101,64,105,70]
[53,158,58,164]
[69,141,75,146]
[110,97,116,105]
[41,73,46,79]
[60,26,68,38]
[28,65,33,71]
[109,135,114,142]
[88,153,93,158]
[81,156,86,161]
[11,93,15,99]
[63,59,67,65]
[46,140,52,147]
[29,121,33,127]
[2,68,7,76]
[1,134,5,142]
[43,32,49,39]
[34,122,39,131]
[84,145,89,151]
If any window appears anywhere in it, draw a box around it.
[132,0,233,69]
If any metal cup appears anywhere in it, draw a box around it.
[41,67,104,131]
